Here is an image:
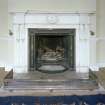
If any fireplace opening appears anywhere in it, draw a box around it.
[29,29,75,73]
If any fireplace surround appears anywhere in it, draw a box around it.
[12,12,96,73]
[29,29,75,72]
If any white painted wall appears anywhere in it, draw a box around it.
[96,0,105,67]
[1,0,105,72]
[0,0,8,35]
[0,0,97,71]
[0,0,11,68]
[8,0,96,12]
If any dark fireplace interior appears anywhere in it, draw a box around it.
[29,29,75,73]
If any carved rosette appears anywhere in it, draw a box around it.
[46,15,58,24]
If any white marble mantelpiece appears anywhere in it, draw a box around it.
[12,12,96,73]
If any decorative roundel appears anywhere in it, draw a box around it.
[47,15,58,24]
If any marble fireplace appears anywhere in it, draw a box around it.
[13,12,96,73]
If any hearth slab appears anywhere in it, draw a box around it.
[4,79,98,90]
[13,70,89,80]
[3,70,98,91]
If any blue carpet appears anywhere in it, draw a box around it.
[0,94,105,105]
